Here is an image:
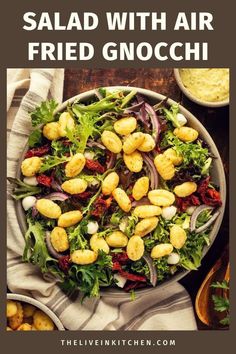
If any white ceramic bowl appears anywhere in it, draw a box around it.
[7,293,65,330]
[16,86,226,298]
[174,69,229,108]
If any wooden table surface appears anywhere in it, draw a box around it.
[63,68,229,330]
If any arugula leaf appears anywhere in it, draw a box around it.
[130,290,136,301]
[153,257,171,281]
[39,155,70,173]
[163,103,181,128]
[28,129,43,147]
[67,221,89,253]
[7,177,41,200]
[30,100,58,127]
[23,218,58,273]
[51,140,70,157]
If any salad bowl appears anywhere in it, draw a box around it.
[14,86,226,298]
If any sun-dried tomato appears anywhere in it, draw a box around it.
[176,194,200,212]
[25,144,51,158]
[58,255,71,273]
[197,176,211,194]
[119,270,146,282]
[112,262,122,271]
[73,191,93,200]
[85,159,105,174]
[112,252,129,265]
[36,174,52,187]
[91,195,112,217]
[197,177,222,207]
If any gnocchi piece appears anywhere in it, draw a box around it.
[58,112,75,137]
[154,154,175,180]
[105,231,128,247]
[132,176,149,201]
[133,205,162,218]
[126,236,144,261]
[17,323,32,331]
[137,134,156,152]
[174,181,197,198]
[90,233,110,254]
[134,217,159,237]
[170,225,187,249]
[102,172,119,195]
[163,148,183,166]
[123,151,143,172]
[123,132,145,154]
[8,302,23,330]
[21,157,42,177]
[58,210,83,228]
[6,326,13,331]
[50,227,69,252]
[148,189,175,207]
[70,249,98,265]
[7,300,18,318]
[112,188,131,212]
[22,304,36,318]
[65,153,86,178]
[114,117,137,136]
[43,122,61,141]
[173,127,198,142]
[61,178,88,195]
[36,199,62,219]
[33,310,55,331]
[151,243,173,259]
[101,130,122,153]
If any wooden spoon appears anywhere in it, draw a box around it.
[195,251,229,328]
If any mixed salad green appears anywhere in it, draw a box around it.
[8,88,223,299]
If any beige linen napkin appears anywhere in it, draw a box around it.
[7,68,197,330]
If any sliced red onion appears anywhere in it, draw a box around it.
[87,140,106,150]
[195,211,221,234]
[51,179,63,192]
[31,206,38,217]
[144,103,161,144]
[124,101,144,113]
[131,197,150,207]
[107,152,116,169]
[143,253,157,286]
[44,192,69,202]
[45,231,62,259]
[190,204,214,232]
[142,153,159,189]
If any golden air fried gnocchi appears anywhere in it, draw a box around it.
[61,178,88,195]
[112,188,131,212]
[65,153,86,178]
[71,249,98,265]
[36,199,62,219]
[58,112,75,137]
[154,154,175,180]
[174,181,197,197]
[17,323,32,331]
[58,210,83,227]
[43,122,61,141]
[173,127,198,142]
[151,243,173,259]
[132,176,149,201]
[133,205,162,218]
[163,148,183,166]
[114,116,137,135]
[123,132,145,154]
[101,130,122,153]
[148,189,175,207]
[7,300,18,318]
[50,227,69,252]
[127,236,145,261]
[106,231,128,248]
[90,233,110,254]
[33,310,55,331]
[170,225,187,249]
[123,151,143,172]
[21,157,42,177]
[8,302,23,330]
[102,172,119,195]
[22,304,36,318]
[137,134,156,152]
[134,217,159,237]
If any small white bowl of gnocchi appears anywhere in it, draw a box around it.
[7,294,65,331]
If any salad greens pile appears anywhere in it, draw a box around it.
[8,88,222,299]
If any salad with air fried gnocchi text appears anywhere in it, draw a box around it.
[8,88,222,299]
